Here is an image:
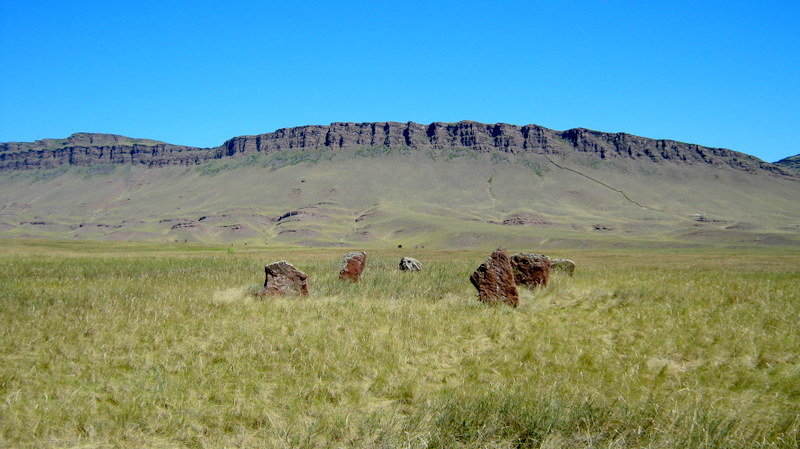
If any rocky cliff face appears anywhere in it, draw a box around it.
[0,132,218,170]
[0,122,792,176]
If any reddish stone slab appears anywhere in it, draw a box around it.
[469,248,519,307]
[339,251,367,282]
[510,253,551,288]
[257,260,309,296]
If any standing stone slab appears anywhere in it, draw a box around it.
[551,258,576,276]
[339,251,367,282]
[257,261,309,296]
[399,257,422,271]
[510,253,551,288]
[469,248,519,307]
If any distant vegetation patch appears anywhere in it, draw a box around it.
[26,166,70,181]
[520,156,550,176]
[76,163,116,178]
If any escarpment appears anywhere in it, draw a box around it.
[0,122,793,177]
[0,133,214,170]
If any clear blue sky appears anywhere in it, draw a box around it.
[1,1,798,162]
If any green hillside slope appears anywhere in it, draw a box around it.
[1,148,798,248]
[775,154,800,174]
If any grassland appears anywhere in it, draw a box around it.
[0,239,798,448]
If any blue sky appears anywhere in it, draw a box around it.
[1,1,798,161]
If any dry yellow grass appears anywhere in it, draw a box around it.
[0,240,798,448]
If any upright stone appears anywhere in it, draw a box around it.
[510,253,551,287]
[551,258,576,276]
[257,261,309,296]
[339,251,367,282]
[399,257,422,271]
[469,248,519,307]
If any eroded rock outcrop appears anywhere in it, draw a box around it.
[256,261,309,296]
[551,258,576,276]
[399,257,422,271]
[470,248,519,307]
[510,253,551,287]
[502,213,551,226]
[339,251,367,282]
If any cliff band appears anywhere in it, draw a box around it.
[0,121,791,176]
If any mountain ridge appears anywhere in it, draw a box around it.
[1,121,798,247]
[775,154,800,174]
[1,121,794,178]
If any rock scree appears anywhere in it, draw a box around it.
[339,251,367,282]
[399,257,422,271]
[257,261,309,296]
[510,253,551,287]
[551,258,576,276]
[469,248,520,307]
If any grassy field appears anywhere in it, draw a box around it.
[0,240,798,448]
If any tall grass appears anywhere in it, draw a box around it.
[0,241,797,448]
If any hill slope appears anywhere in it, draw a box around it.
[775,154,800,174]
[0,122,798,248]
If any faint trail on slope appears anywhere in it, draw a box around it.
[541,154,662,212]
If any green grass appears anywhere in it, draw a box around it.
[0,240,798,448]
